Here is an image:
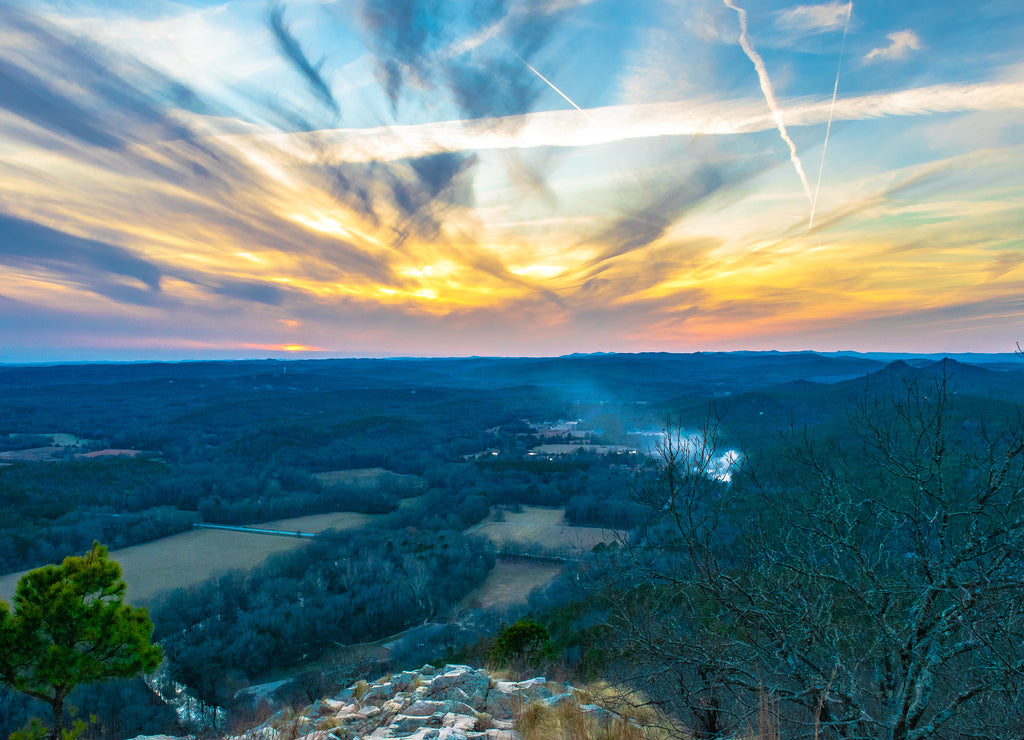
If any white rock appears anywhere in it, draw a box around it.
[441,712,477,732]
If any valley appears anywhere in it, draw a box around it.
[3,351,1024,739]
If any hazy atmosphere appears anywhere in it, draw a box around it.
[1,0,1022,361]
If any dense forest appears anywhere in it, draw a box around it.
[0,352,909,576]
[3,352,1024,739]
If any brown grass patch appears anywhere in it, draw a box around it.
[472,506,619,553]
[0,511,373,605]
[460,558,563,609]
[516,698,650,740]
[254,511,372,534]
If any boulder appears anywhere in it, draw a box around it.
[134,663,651,740]
[485,678,554,719]
[425,666,491,709]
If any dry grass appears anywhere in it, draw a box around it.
[514,694,657,740]
[529,444,634,456]
[0,511,372,605]
[77,449,143,458]
[254,511,372,534]
[757,688,782,740]
[95,529,311,604]
[567,683,678,737]
[353,680,370,702]
[501,506,567,526]
[471,506,620,553]
[460,558,564,609]
[0,447,68,462]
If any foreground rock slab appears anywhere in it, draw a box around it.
[138,664,639,740]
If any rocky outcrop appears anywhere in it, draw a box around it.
[202,664,625,740]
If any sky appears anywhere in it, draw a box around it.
[0,0,1022,361]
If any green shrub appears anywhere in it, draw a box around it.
[488,619,555,668]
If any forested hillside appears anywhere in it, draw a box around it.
[3,352,1024,739]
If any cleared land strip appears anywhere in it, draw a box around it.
[193,523,317,538]
[469,505,620,553]
[461,506,622,611]
[0,511,372,606]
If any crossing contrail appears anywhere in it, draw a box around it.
[516,54,593,122]
[809,1,853,229]
[723,0,812,209]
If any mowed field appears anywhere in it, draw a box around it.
[470,506,620,552]
[460,506,620,609]
[0,511,371,606]
[529,443,635,455]
[460,559,563,609]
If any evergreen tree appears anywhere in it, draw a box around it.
[0,543,162,740]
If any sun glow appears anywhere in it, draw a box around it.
[243,343,323,352]
[509,264,567,279]
[289,213,355,238]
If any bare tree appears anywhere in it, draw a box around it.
[596,373,1024,739]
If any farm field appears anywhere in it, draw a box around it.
[0,432,94,462]
[529,443,635,455]
[0,510,373,606]
[0,447,68,462]
[460,558,563,609]
[254,510,373,534]
[470,505,620,553]
[313,467,427,491]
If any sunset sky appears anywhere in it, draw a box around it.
[1,0,1022,361]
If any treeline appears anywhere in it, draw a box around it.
[0,439,652,575]
[0,677,178,740]
[0,374,581,574]
[0,433,54,452]
[0,459,193,573]
[424,460,649,529]
[0,506,197,576]
[0,458,339,574]
[150,527,494,707]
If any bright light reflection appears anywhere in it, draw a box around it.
[509,264,566,279]
[290,213,354,238]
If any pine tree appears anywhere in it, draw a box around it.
[0,543,162,740]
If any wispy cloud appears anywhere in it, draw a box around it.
[252,78,1024,164]
[268,4,340,116]
[208,279,289,306]
[863,30,922,65]
[775,2,851,34]
[0,0,1021,358]
[355,0,566,121]
[0,213,163,295]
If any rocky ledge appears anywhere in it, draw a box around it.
[143,664,632,740]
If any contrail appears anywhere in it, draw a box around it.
[723,0,812,208]
[809,1,853,229]
[516,54,593,122]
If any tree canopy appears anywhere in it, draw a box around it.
[598,375,1024,739]
[0,543,162,740]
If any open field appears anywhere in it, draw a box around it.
[0,447,68,462]
[529,443,635,455]
[0,433,93,462]
[460,558,563,609]
[470,506,620,553]
[0,511,372,606]
[255,510,373,534]
[0,447,145,461]
[77,449,144,458]
[313,467,427,491]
